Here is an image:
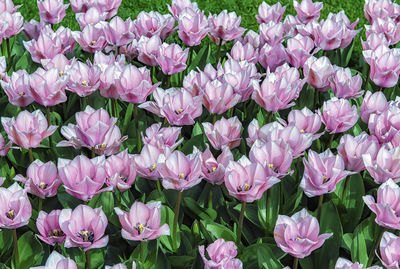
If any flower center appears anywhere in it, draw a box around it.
[39,181,47,189]
[176,109,183,114]
[49,228,65,237]
[136,223,145,234]
[268,163,274,169]
[118,175,128,183]
[59,71,64,76]
[149,164,157,172]
[6,209,14,220]
[78,230,94,243]
[81,80,87,86]
[179,173,185,180]
[18,92,24,96]
[100,143,107,148]
[323,176,329,183]
[237,184,251,192]
[300,129,305,133]
[91,40,96,45]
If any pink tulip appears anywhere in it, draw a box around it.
[31,251,77,269]
[57,106,126,155]
[141,123,183,150]
[168,0,199,19]
[284,15,303,37]
[95,0,121,19]
[0,11,23,38]
[246,120,284,147]
[252,63,304,113]
[294,0,323,23]
[133,11,175,40]
[202,80,241,114]
[0,0,21,13]
[364,0,399,23]
[0,133,11,156]
[116,64,159,104]
[41,54,75,75]
[279,125,314,158]
[203,117,242,150]
[158,150,202,191]
[198,239,243,269]
[22,19,45,40]
[133,143,166,180]
[1,110,57,149]
[334,257,380,269]
[66,61,101,97]
[75,7,107,29]
[365,17,400,45]
[378,231,400,269]
[225,156,280,203]
[178,7,209,46]
[54,26,76,54]
[196,145,233,185]
[300,149,354,197]
[360,91,388,123]
[259,21,285,46]
[37,0,69,24]
[139,88,203,126]
[208,10,245,45]
[183,68,214,96]
[368,105,400,143]
[274,208,332,258]
[105,264,131,269]
[230,41,259,64]
[258,43,287,72]
[319,98,358,134]
[156,43,188,75]
[0,70,34,107]
[329,66,363,99]
[362,32,390,51]
[73,24,107,53]
[59,204,109,251]
[240,30,260,48]
[137,35,162,66]
[114,201,170,241]
[0,182,32,229]
[256,1,286,24]
[96,63,123,99]
[363,146,400,184]
[286,34,315,68]
[105,150,136,192]
[0,55,5,78]
[58,155,112,201]
[36,210,65,246]
[303,56,335,91]
[285,107,322,136]
[103,16,135,47]
[14,160,61,199]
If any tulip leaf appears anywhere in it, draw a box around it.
[200,220,236,242]
[257,184,280,234]
[15,231,43,269]
[122,103,134,136]
[188,44,210,73]
[160,205,180,252]
[234,202,261,228]
[182,197,217,221]
[57,189,82,209]
[351,216,379,265]
[0,229,12,258]
[88,191,114,217]
[239,243,283,269]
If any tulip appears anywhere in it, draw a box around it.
[37,0,69,24]
[14,160,61,198]
[364,0,398,23]
[41,54,75,75]
[156,43,188,75]
[0,70,34,107]
[365,17,400,45]
[202,80,241,114]
[208,10,245,45]
[294,0,323,23]
[363,146,400,184]
[259,21,285,46]
[93,50,125,71]
[139,88,203,126]
[0,0,21,13]
[279,125,314,158]
[98,64,123,99]
[54,26,76,54]
[116,64,159,104]
[168,0,199,19]
[133,143,166,180]
[256,2,286,24]
[58,155,112,201]
[36,210,65,246]
[59,205,108,251]
[300,149,354,197]
[75,7,107,29]
[203,117,242,150]
[141,123,183,150]
[225,156,280,203]
[114,201,170,241]
[240,30,261,48]
[95,0,122,19]
[230,41,259,64]
[133,11,175,40]
[57,106,126,155]
[1,110,57,149]
[252,63,304,113]
[70,0,92,13]
[31,251,77,269]
[105,150,136,192]
[0,133,11,156]
[73,24,107,53]
[258,43,287,72]
[368,105,400,143]
[22,19,45,40]
[378,231,400,269]
[286,34,315,68]
[362,32,390,51]
[329,66,363,99]
[274,208,333,258]
[103,16,135,47]
[178,7,209,47]
[105,264,130,269]
[198,239,243,269]
[284,15,303,37]
[246,119,284,147]
[303,56,335,91]
[0,11,23,38]
[0,55,5,77]
[360,91,388,123]
[0,182,31,229]
[158,150,202,191]
[66,61,101,97]
[319,98,358,134]
[284,107,322,136]
[334,257,380,269]
[137,35,162,66]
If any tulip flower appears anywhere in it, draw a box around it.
[240,30,260,48]
[0,55,5,77]
[230,41,259,64]
[294,0,323,23]
[203,117,242,150]
[208,10,245,45]
[103,16,135,47]
[363,146,400,184]
[319,98,358,134]
[1,110,57,149]
[73,24,108,53]
[258,43,287,72]
[22,19,45,40]
[31,251,77,269]
[156,43,188,75]
[58,155,113,201]
[95,0,122,19]
[0,0,21,13]
[37,0,69,24]
[0,133,11,156]
[36,210,65,245]
[256,2,286,24]
[364,0,398,23]
[75,7,107,29]
[362,32,390,51]
[300,149,354,197]
[286,34,315,68]
[140,88,203,126]
[360,91,388,123]
[259,21,285,46]
[58,106,127,155]
[14,160,61,198]
[97,64,124,99]
[178,7,209,47]
[365,17,400,45]
[378,231,400,268]
[133,11,175,40]
[368,105,400,143]
[0,70,34,107]
[0,11,23,38]
[329,66,363,99]
[133,143,167,180]
[274,208,332,258]
[198,239,243,269]
[59,205,109,251]
[137,35,162,66]
[284,107,322,137]
[168,0,199,19]
[225,156,280,203]
[41,54,75,75]
[337,133,380,172]
[141,123,183,150]
[202,80,241,114]
[334,257,381,269]
[279,125,314,158]
[114,201,170,241]
[0,182,32,229]
[246,120,284,147]
[303,56,335,91]
[105,149,136,192]
[158,150,202,191]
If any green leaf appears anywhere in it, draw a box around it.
[345,40,355,66]
[88,191,114,216]
[182,197,217,221]
[0,229,12,258]
[188,45,210,72]
[122,103,134,136]
[200,220,236,242]
[15,231,43,269]
[191,122,203,137]
[351,216,379,265]
[57,189,81,209]
[240,243,283,269]
[257,184,280,233]
[159,206,180,252]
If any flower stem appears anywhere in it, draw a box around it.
[327,133,335,149]
[156,180,162,194]
[85,96,91,107]
[38,198,43,213]
[172,191,183,251]
[86,250,92,269]
[46,106,53,148]
[213,114,217,124]
[28,148,34,162]
[140,241,144,263]
[317,194,324,220]
[112,99,119,118]
[313,89,319,111]
[267,111,273,123]
[265,189,271,235]
[293,257,299,269]
[12,229,18,266]
[207,184,214,209]
[134,104,141,152]
[367,226,385,267]
[91,147,95,158]
[237,201,246,245]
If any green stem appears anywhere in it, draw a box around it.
[213,114,217,124]
[265,189,271,235]
[156,180,162,193]
[317,194,324,220]
[6,38,11,71]
[46,107,53,148]
[237,201,246,245]
[62,102,67,121]
[328,133,335,149]
[228,108,234,118]
[91,147,95,158]
[172,191,183,251]
[166,75,171,88]
[38,198,43,213]
[293,257,299,269]
[186,46,194,76]
[134,104,141,152]
[85,96,91,107]
[313,89,319,111]
[86,250,92,269]
[208,184,214,209]
[216,42,222,64]
[12,229,18,266]
[267,111,273,123]
[112,99,119,118]
[367,226,385,267]
[28,148,34,162]
[140,241,144,263]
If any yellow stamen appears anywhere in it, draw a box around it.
[101,143,107,148]
[274,233,282,239]
[212,167,217,172]
[268,163,274,169]
[179,173,185,180]
[18,92,24,96]
[39,182,46,189]
[323,176,329,183]
[300,129,305,133]
[81,80,87,86]
[137,224,144,234]
[176,109,183,114]
[6,209,14,220]
[59,71,64,76]
[91,40,96,45]
[244,184,250,191]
